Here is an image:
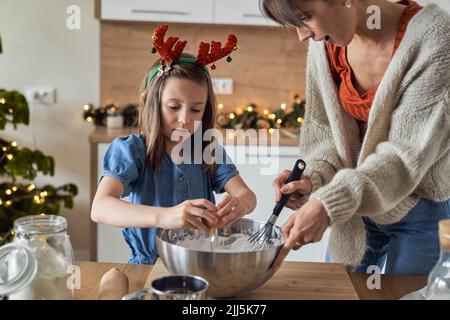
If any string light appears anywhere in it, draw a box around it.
[0,98,5,104]
[8,108,13,113]
[263,109,269,115]
[227,132,235,139]
[247,106,253,112]
[269,114,276,120]
[218,103,224,110]
[268,128,274,134]
[297,117,304,124]
[83,104,90,111]
[6,154,13,160]
[11,141,18,147]
[86,116,93,123]
[11,186,17,192]
[39,191,48,198]
[2,147,7,152]
[281,103,286,110]
[277,119,283,124]
[229,113,235,120]
[0,199,2,205]
[5,200,12,206]
[27,184,36,191]
[40,213,46,216]
[33,195,40,203]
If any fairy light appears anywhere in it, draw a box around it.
[6,154,13,160]
[269,114,276,120]
[227,132,235,139]
[40,213,46,216]
[0,98,5,104]
[39,191,48,198]
[34,195,40,203]
[83,104,90,111]
[268,128,274,134]
[247,106,253,112]
[218,103,224,110]
[11,141,17,147]
[11,186,17,192]
[5,189,11,195]
[281,103,287,110]
[86,116,93,123]
[229,113,235,120]
[263,109,269,115]
[8,108,13,113]
[2,147,7,152]
[297,117,304,124]
[110,106,117,113]
[0,199,2,205]
[5,200,12,206]
[277,119,282,124]
[27,184,36,191]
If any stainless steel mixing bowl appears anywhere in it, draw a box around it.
[156,218,285,298]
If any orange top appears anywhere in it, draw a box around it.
[326,1,422,130]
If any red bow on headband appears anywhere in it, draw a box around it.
[151,24,238,70]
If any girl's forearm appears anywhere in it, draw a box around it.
[237,189,257,215]
[91,195,165,228]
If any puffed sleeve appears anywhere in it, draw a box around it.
[101,135,146,197]
[211,144,239,194]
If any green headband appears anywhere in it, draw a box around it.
[147,56,209,87]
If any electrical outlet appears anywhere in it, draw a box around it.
[25,87,56,105]
[212,78,233,95]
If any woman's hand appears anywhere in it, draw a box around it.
[157,199,219,232]
[216,195,244,227]
[271,198,330,272]
[272,170,313,210]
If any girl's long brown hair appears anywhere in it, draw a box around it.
[138,53,217,174]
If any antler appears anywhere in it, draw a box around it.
[196,34,238,67]
[152,24,187,65]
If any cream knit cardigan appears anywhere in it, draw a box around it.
[300,4,450,268]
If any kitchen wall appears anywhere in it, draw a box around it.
[101,23,307,111]
[0,0,99,260]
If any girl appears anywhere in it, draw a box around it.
[264,0,450,275]
[91,32,256,264]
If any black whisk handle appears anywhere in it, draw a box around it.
[272,159,306,217]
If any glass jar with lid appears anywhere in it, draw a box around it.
[1,215,75,300]
[425,219,450,300]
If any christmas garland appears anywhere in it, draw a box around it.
[82,95,306,132]
[216,95,305,131]
[82,103,138,127]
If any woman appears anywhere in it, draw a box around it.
[263,0,450,275]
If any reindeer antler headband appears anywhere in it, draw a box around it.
[147,24,238,85]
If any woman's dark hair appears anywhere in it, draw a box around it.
[260,0,319,27]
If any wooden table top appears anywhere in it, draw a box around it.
[74,260,427,300]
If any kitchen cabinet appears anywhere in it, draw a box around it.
[90,128,328,263]
[214,0,276,26]
[101,0,214,24]
[100,0,276,26]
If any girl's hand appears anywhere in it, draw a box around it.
[216,195,244,227]
[272,170,313,210]
[157,199,219,232]
[271,198,330,272]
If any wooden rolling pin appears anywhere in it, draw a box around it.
[98,267,129,300]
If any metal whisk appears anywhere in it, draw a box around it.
[249,159,306,246]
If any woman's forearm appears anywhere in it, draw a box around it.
[91,195,165,228]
